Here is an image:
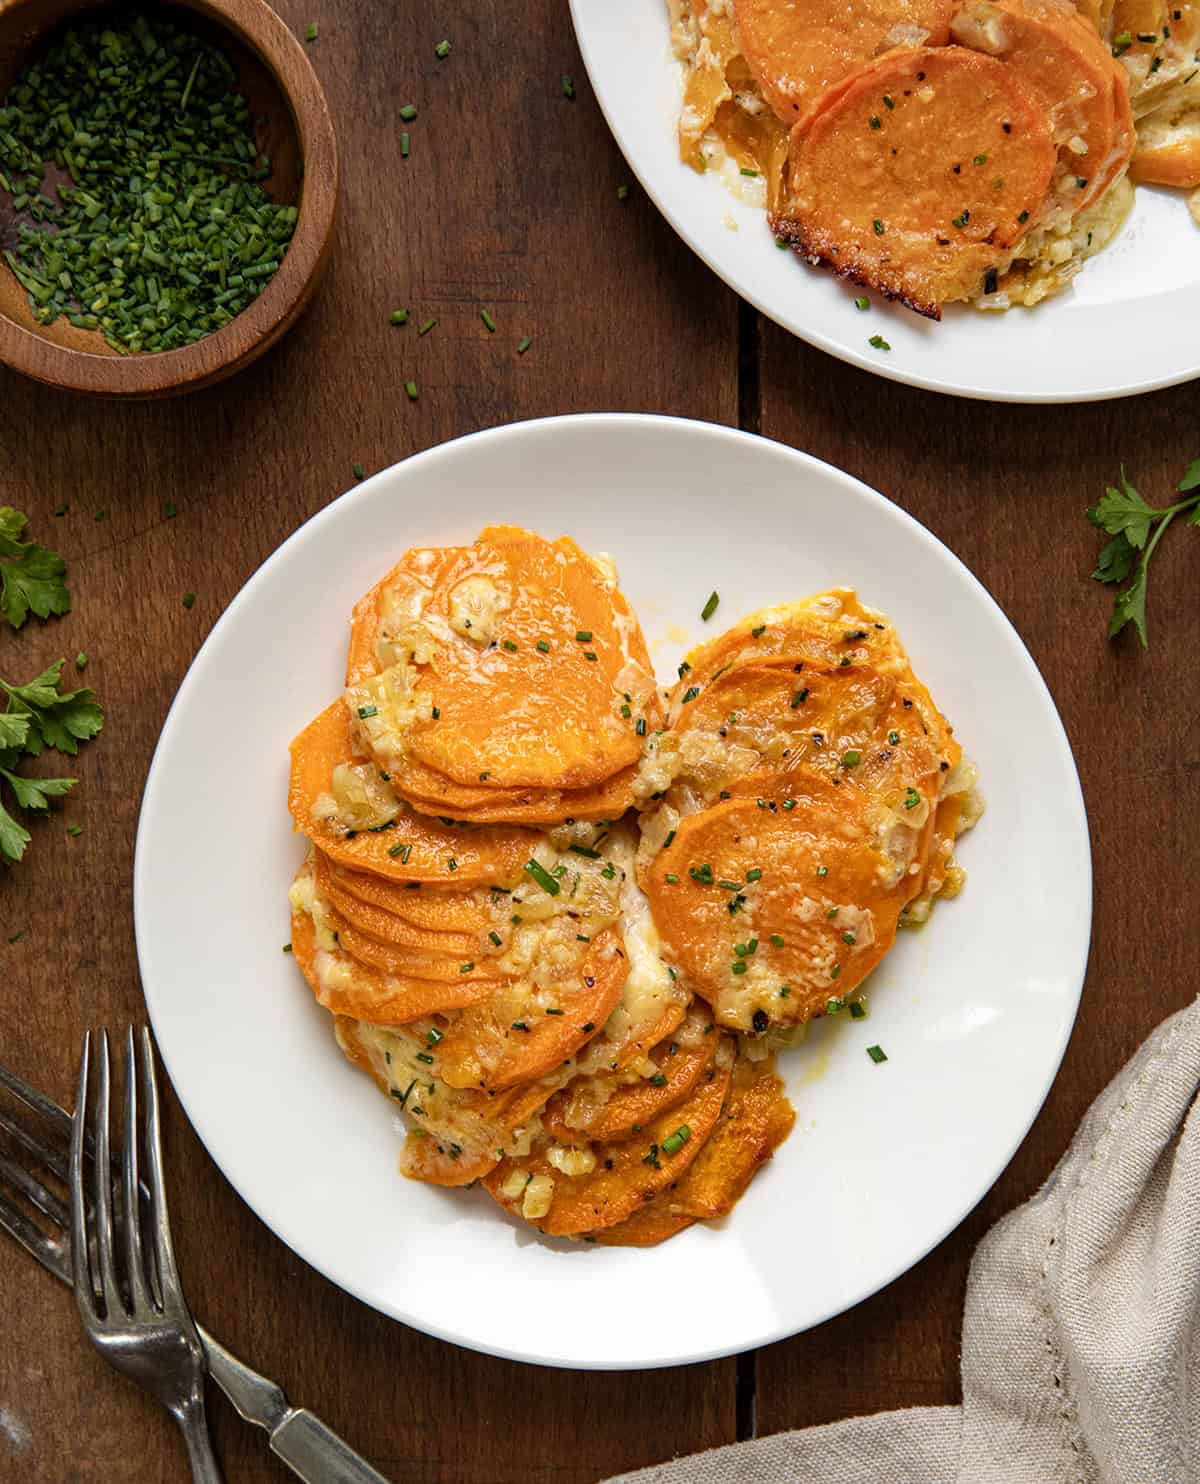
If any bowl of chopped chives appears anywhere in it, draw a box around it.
[0,0,337,397]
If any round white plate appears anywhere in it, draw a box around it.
[569,0,1200,404]
[135,415,1091,1369]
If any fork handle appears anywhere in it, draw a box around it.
[270,1410,392,1484]
[176,1394,224,1484]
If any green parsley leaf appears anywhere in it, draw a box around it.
[1087,472,1155,549]
[0,508,71,630]
[1091,532,1137,586]
[2,660,105,757]
[0,770,75,811]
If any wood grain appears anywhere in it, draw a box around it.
[1,0,1197,1478]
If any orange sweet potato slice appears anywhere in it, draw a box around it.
[542,1007,719,1143]
[389,757,640,827]
[317,855,498,934]
[483,1039,734,1236]
[424,928,630,1092]
[333,1017,555,1188]
[344,528,660,791]
[772,47,1056,318]
[669,591,912,710]
[643,771,923,1031]
[289,702,534,887]
[671,658,950,808]
[733,0,958,125]
[594,1050,795,1243]
[951,0,1132,212]
[323,907,503,984]
[314,852,483,956]
[290,902,506,1023]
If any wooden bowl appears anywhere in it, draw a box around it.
[0,0,338,397]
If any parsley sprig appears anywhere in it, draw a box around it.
[0,660,104,864]
[1088,460,1200,647]
[0,507,71,630]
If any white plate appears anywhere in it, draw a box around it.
[569,0,1200,404]
[135,415,1091,1369]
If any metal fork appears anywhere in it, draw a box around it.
[71,1027,221,1481]
[0,1035,392,1484]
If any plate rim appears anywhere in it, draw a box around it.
[134,412,1093,1368]
[567,0,1200,406]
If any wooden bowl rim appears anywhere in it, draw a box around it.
[0,0,338,396]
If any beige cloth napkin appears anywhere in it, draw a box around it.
[606,996,1200,1484]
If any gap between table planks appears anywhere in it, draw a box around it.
[0,0,1197,1480]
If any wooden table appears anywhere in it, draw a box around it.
[1,2,1197,1479]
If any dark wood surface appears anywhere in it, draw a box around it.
[1,2,1196,1479]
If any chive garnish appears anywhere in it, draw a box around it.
[480,309,497,332]
[517,335,532,354]
[868,335,891,351]
[665,872,679,883]
[459,962,474,973]
[661,1125,691,1156]
[353,464,365,481]
[435,39,451,58]
[304,21,318,41]
[681,686,700,704]
[357,705,378,719]
[488,930,502,946]
[416,1052,434,1064]
[575,630,593,642]
[617,184,630,200]
[399,104,418,122]
[182,592,196,610]
[401,132,411,158]
[770,934,784,947]
[849,1001,867,1019]
[388,842,412,861]
[562,75,575,99]
[536,638,550,652]
[904,786,920,810]
[854,297,869,311]
[745,867,762,882]
[405,380,419,400]
[649,1073,667,1086]
[842,931,856,945]
[569,844,601,859]
[427,1027,443,1046]
[524,859,561,895]
[390,309,410,325]
[841,750,861,769]
[75,653,88,672]
[418,318,437,336]
[502,638,518,652]
[867,1044,888,1064]
[791,688,808,708]
[887,730,900,745]
[583,651,597,661]
[636,718,647,736]
[701,591,720,621]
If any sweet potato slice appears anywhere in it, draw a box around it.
[290,896,506,1023]
[772,47,1056,318]
[483,1039,734,1236]
[314,852,482,956]
[389,756,640,827]
[424,928,630,1092]
[334,1016,555,1188]
[1132,106,1200,187]
[951,0,1132,212]
[323,907,503,984]
[542,1005,718,1143]
[643,771,922,1031]
[289,703,534,887]
[669,591,912,711]
[317,856,498,934]
[733,0,958,125]
[594,1050,795,1243]
[344,528,659,792]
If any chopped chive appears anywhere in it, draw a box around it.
[575,630,593,642]
[841,750,861,769]
[636,718,647,737]
[904,786,921,810]
[842,931,856,945]
[545,1007,564,1015]
[182,592,195,610]
[163,500,177,519]
[616,184,630,200]
[661,1125,691,1156]
[745,867,762,883]
[535,638,550,653]
[405,379,418,400]
[620,703,632,718]
[868,335,890,351]
[700,591,720,621]
[583,651,598,662]
[665,872,679,883]
[447,858,458,872]
[562,75,575,99]
[569,844,601,859]
[649,1073,667,1086]
[281,943,292,954]
[388,842,412,861]
[873,218,885,235]
[459,962,474,973]
[75,652,88,672]
[751,624,766,638]
[681,685,700,704]
[390,308,409,325]
[717,878,742,892]
[854,296,869,311]
[524,859,561,895]
[435,39,451,58]
[502,638,518,652]
[575,933,590,942]
[517,335,532,354]
[791,688,808,708]
[431,706,440,719]
[739,166,759,176]
[867,1044,888,1064]
[304,21,318,41]
[353,463,365,481]
[883,94,894,108]
[480,309,497,332]
[401,132,411,158]
[416,1052,434,1064]
[427,1027,443,1046]
[511,1020,529,1032]
[888,730,900,745]
[849,1001,867,1019]
[489,930,502,946]
[357,705,378,719]
[399,104,418,122]
[66,823,83,838]
[817,865,828,878]
[770,934,784,947]
[869,115,881,129]
[418,318,437,336]
[782,799,796,811]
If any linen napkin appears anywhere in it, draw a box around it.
[605,995,1200,1484]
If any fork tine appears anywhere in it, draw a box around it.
[0,1104,69,1182]
[69,1032,93,1305]
[91,1030,122,1314]
[0,1185,70,1285]
[138,1028,180,1300]
[122,1028,152,1311]
[0,1149,68,1226]
[0,1058,73,1139]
